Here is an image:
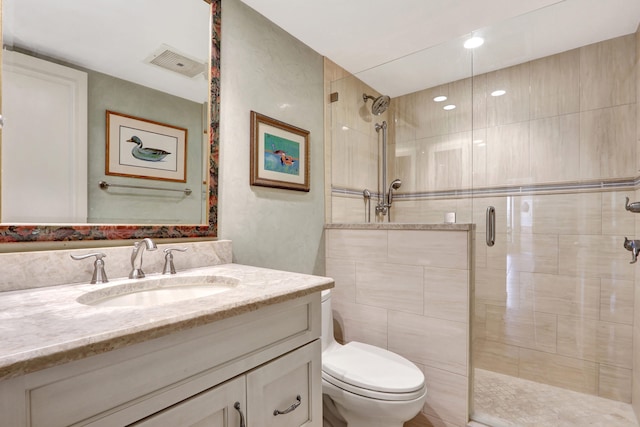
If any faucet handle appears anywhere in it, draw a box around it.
[71,252,108,284]
[163,247,188,275]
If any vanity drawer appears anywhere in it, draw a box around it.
[25,294,320,427]
[247,339,322,427]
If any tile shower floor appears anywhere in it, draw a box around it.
[472,369,638,427]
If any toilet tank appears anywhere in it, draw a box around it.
[321,290,337,352]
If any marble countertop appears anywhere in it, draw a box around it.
[0,263,334,381]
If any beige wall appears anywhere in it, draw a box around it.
[325,226,472,427]
[326,33,638,406]
[219,0,325,275]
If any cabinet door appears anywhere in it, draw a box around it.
[130,376,245,427]
[246,340,322,427]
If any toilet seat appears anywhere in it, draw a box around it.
[322,342,426,401]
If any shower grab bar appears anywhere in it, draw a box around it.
[486,206,496,247]
[99,180,192,196]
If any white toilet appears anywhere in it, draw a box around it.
[321,290,427,427]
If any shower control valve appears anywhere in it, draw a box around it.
[623,237,640,264]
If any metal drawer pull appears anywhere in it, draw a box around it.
[234,402,246,427]
[273,395,301,416]
[486,206,496,247]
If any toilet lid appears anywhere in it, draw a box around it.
[322,342,424,394]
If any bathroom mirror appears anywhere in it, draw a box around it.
[0,0,220,242]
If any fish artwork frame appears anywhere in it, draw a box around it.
[106,110,187,182]
[250,111,310,192]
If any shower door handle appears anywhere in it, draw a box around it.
[486,206,495,247]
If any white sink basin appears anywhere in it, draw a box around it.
[77,275,239,307]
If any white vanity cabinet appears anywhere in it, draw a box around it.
[0,293,322,427]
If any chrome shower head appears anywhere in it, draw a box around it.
[363,93,390,115]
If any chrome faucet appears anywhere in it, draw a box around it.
[129,238,158,278]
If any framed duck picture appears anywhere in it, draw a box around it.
[250,111,310,192]
[106,110,187,182]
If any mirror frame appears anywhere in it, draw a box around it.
[0,0,220,243]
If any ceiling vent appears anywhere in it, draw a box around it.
[145,44,206,79]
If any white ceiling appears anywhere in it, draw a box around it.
[3,0,211,103]
[239,0,640,97]
[4,1,640,100]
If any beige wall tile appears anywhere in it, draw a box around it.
[486,122,531,186]
[424,267,469,323]
[486,62,531,127]
[506,234,559,274]
[597,321,633,369]
[415,84,450,140]
[332,125,377,190]
[474,268,507,304]
[387,230,469,270]
[332,298,388,349]
[600,279,634,325]
[472,338,519,376]
[599,364,632,403]
[447,78,473,134]
[472,129,487,187]
[531,192,602,235]
[602,191,636,236]
[325,229,388,262]
[485,305,557,353]
[530,48,580,119]
[529,114,580,183]
[472,74,487,130]
[356,261,424,314]
[580,34,636,111]
[522,272,600,319]
[388,310,467,376]
[330,195,368,224]
[393,93,417,144]
[557,316,597,361]
[558,234,635,281]
[422,365,469,426]
[518,348,598,394]
[580,105,637,180]
[325,257,356,303]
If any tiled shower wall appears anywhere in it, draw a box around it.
[325,226,472,427]
[325,32,639,408]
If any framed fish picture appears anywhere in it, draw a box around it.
[106,111,187,182]
[250,111,310,192]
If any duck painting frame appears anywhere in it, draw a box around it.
[250,111,310,192]
[106,110,187,183]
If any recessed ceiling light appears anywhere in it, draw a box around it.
[443,104,456,111]
[433,95,447,102]
[491,89,506,97]
[464,36,484,49]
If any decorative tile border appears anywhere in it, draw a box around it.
[332,176,638,200]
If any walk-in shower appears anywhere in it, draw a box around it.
[328,2,640,422]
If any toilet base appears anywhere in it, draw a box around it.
[322,390,425,427]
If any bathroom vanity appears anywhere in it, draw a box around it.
[0,255,333,427]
